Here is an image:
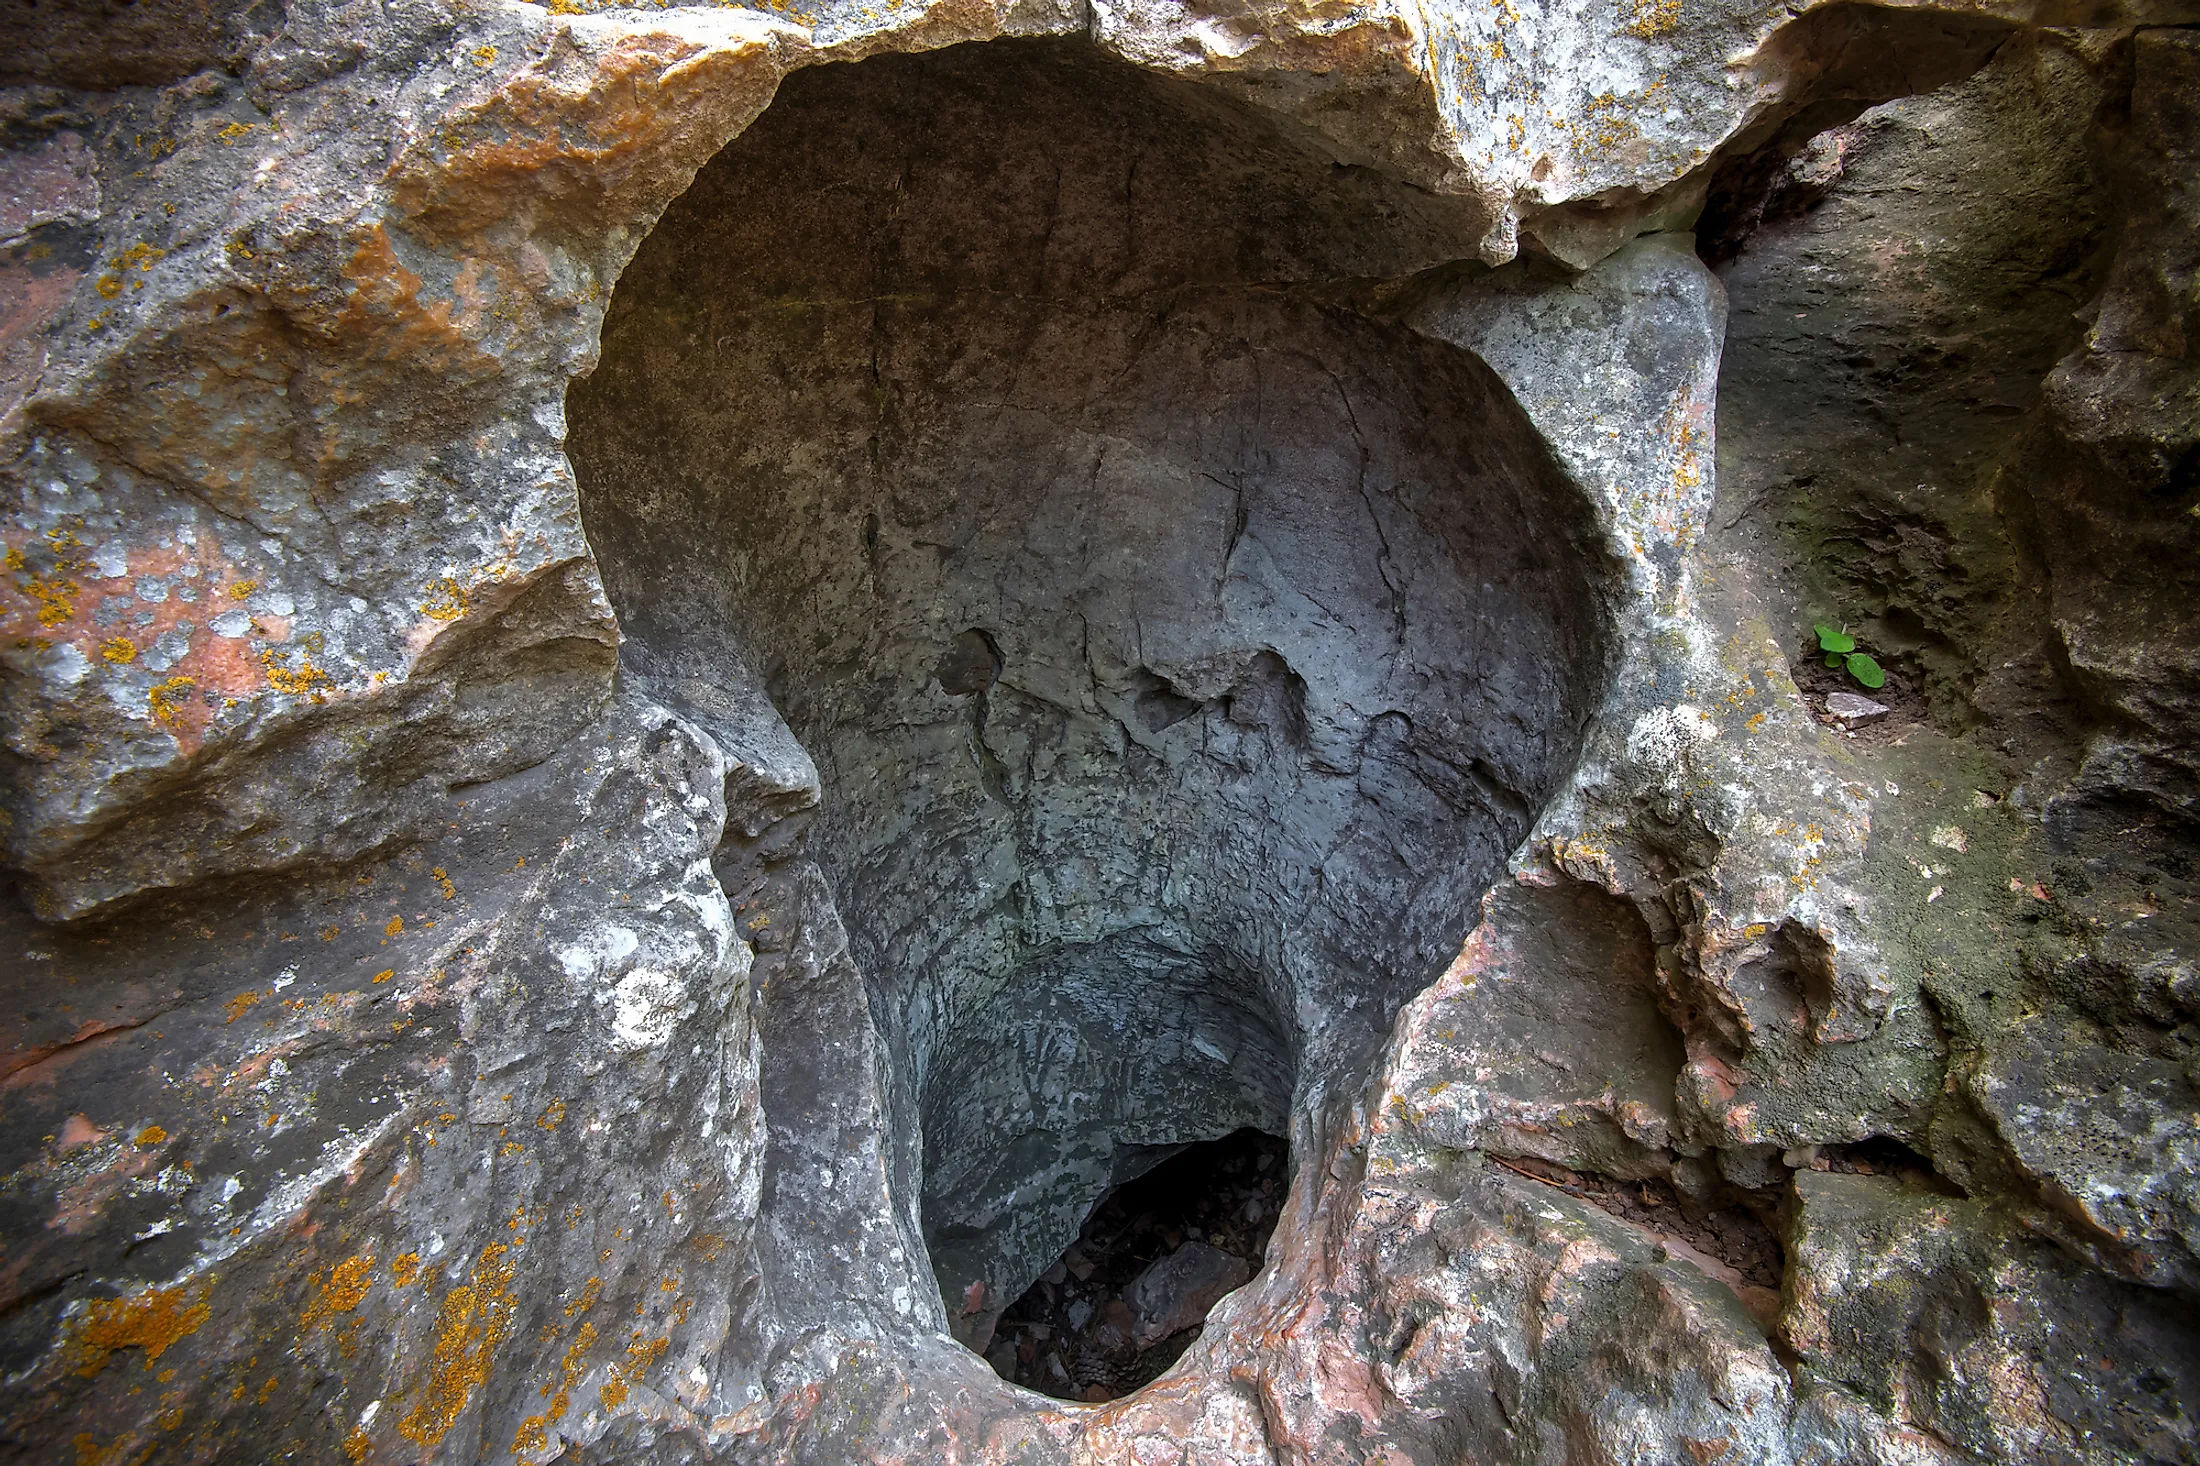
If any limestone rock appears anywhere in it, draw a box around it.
[1,0,2195,1461]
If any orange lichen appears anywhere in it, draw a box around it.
[302,1252,377,1330]
[342,1428,371,1462]
[373,969,396,985]
[522,1310,601,1449]
[432,867,457,900]
[224,991,265,1024]
[133,1125,167,1147]
[147,675,198,729]
[73,1286,211,1376]
[420,577,470,622]
[391,1252,422,1288]
[536,1099,566,1131]
[260,643,333,698]
[1622,0,1679,37]
[0,526,282,753]
[227,580,258,600]
[561,1277,604,1321]
[71,1433,142,1466]
[397,1242,518,1445]
[385,916,405,938]
[598,1332,669,1411]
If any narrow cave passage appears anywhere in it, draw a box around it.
[570,38,1616,1374]
[985,1128,1290,1401]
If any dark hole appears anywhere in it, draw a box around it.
[934,626,1002,696]
[1820,1135,1964,1194]
[983,1127,1286,1402]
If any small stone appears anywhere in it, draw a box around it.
[1825,691,1890,723]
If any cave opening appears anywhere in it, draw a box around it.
[984,1127,1290,1401]
[569,37,1616,1384]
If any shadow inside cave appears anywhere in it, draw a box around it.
[568,36,1617,1373]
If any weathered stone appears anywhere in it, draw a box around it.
[1124,1241,1252,1347]
[1826,691,1889,723]
[2,0,2195,1460]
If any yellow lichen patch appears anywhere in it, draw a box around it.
[19,561,84,625]
[133,1125,167,1147]
[73,1286,211,1376]
[227,580,258,600]
[598,1332,669,1411]
[524,1312,600,1447]
[536,1099,565,1131]
[342,1427,371,1462]
[432,867,457,900]
[302,1252,377,1331]
[391,1252,422,1288]
[373,969,396,985]
[513,1415,549,1453]
[397,1242,518,1445]
[473,44,499,65]
[420,577,469,622]
[562,1276,603,1320]
[100,637,136,664]
[260,644,333,698]
[216,122,254,145]
[71,1433,139,1466]
[385,916,404,938]
[1622,0,1679,38]
[224,990,265,1024]
[147,675,198,728]
[256,1375,279,1404]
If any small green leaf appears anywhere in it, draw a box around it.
[1846,653,1886,689]
[1814,623,1856,655]
[1826,654,1844,669]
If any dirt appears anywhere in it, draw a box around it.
[1792,645,1934,749]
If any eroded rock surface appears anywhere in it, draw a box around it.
[2,0,2196,1462]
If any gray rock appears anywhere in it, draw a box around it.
[1825,691,1890,722]
[1125,1243,1252,1348]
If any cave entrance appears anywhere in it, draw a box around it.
[569,37,1615,1384]
[984,1127,1289,1401]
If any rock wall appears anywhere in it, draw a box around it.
[1,0,2195,1462]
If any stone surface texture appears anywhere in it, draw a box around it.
[0,0,2194,1461]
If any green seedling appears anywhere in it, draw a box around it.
[1814,623,1887,690]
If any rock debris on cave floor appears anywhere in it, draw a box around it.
[984,1129,1287,1401]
